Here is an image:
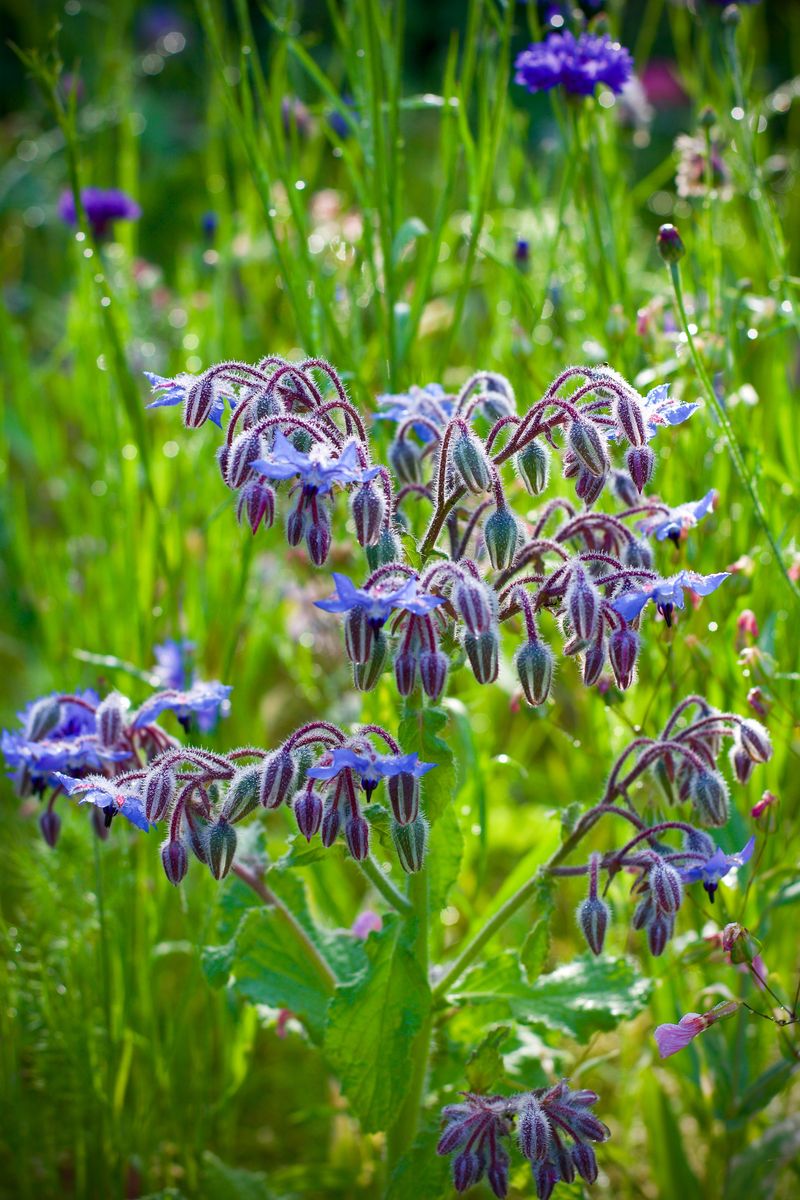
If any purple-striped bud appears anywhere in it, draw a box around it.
[487,1154,509,1198]
[454,578,493,635]
[582,640,606,687]
[683,826,716,858]
[649,859,683,914]
[624,537,653,570]
[632,895,655,931]
[185,807,209,863]
[25,697,62,741]
[39,808,61,848]
[483,508,519,570]
[161,839,188,886]
[223,765,261,823]
[739,719,772,764]
[207,819,237,880]
[568,417,609,478]
[611,468,639,508]
[286,499,306,546]
[464,630,499,684]
[217,444,230,483]
[730,741,754,784]
[392,815,428,874]
[394,650,418,696]
[608,627,639,690]
[451,432,492,494]
[366,527,403,571]
[575,466,607,506]
[419,650,448,701]
[516,440,551,495]
[237,480,275,533]
[554,1140,575,1184]
[344,607,374,664]
[351,481,385,547]
[567,568,600,641]
[143,766,176,822]
[345,814,370,861]
[691,769,730,827]
[516,640,554,707]
[183,374,216,428]
[389,439,421,485]
[227,429,262,488]
[533,1162,559,1200]
[354,632,389,692]
[321,798,342,847]
[571,1142,598,1184]
[306,509,332,566]
[452,1152,482,1192]
[577,896,609,955]
[294,788,323,841]
[613,393,646,447]
[626,445,655,494]
[259,749,296,809]
[387,772,419,825]
[517,1097,551,1162]
[96,693,126,749]
[646,911,674,957]
[562,449,580,480]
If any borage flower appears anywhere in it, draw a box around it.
[639,383,700,441]
[638,489,717,544]
[514,31,633,98]
[376,383,454,442]
[679,835,755,901]
[54,773,153,832]
[611,569,730,627]
[145,372,235,429]
[307,746,434,799]
[315,572,445,629]
[132,681,232,730]
[253,431,378,496]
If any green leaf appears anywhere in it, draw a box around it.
[520,879,555,983]
[465,1025,511,1092]
[385,1121,450,1200]
[733,1057,799,1121]
[559,801,583,839]
[428,802,463,913]
[725,1117,800,1200]
[324,916,431,1132]
[200,1152,276,1200]
[398,705,456,824]
[392,217,429,265]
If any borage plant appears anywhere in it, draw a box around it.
[8,354,774,1199]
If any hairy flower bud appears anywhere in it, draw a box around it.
[344,607,374,664]
[227,429,262,488]
[568,417,609,478]
[577,896,609,955]
[739,719,772,764]
[285,499,306,546]
[582,640,605,687]
[626,445,655,493]
[483,508,519,570]
[388,772,419,826]
[517,1097,550,1162]
[185,807,210,863]
[683,826,716,858]
[366,527,403,571]
[730,740,754,784]
[572,1142,598,1184]
[419,650,448,701]
[692,769,730,827]
[306,508,332,566]
[624,537,653,570]
[345,814,370,861]
[39,807,61,848]
[647,911,674,957]
[143,765,176,822]
[354,632,389,692]
[613,392,646,447]
[321,798,341,847]
[25,697,62,741]
[464,629,499,684]
[516,440,551,495]
[394,649,418,696]
[207,819,237,880]
[451,432,492,494]
[224,764,261,823]
[608,627,639,690]
[237,480,275,533]
[183,374,216,428]
[575,465,607,506]
[258,749,295,810]
[294,788,323,841]
[657,222,685,264]
[567,568,600,641]
[161,838,188,886]
[96,693,127,749]
[516,640,554,707]
[649,858,683,914]
[454,578,493,635]
[452,1152,482,1192]
[392,815,427,873]
[351,481,385,547]
[389,439,421,485]
[610,469,639,508]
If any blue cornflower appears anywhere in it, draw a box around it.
[640,384,700,441]
[307,747,434,797]
[54,772,153,832]
[376,384,454,443]
[132,681,232,729]
[144,372,235,429]
[57,187,141,236]
[315,572,446,627]
[611,570,730,627]
[514,31,633,98]
[638,490,717,544]
[680,836,755,900]
[253,431,379,495]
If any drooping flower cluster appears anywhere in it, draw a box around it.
[437,1082,609,1199]
[514,31,633,98]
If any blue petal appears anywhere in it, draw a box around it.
[611,590,651,621]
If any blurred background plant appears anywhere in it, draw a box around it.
[1,0,798,1197]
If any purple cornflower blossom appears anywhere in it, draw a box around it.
[637,489,717,544]
[611,569,730,627]
[307,747,434,798]
[54,773,153,832]
[144,372,235,429]
[132,681,232,730]
[679,835,755,900]
[314,572,446,626]
[514,31,633,98]
[376,383,454,442]
[253,431,379,495]
[57,188,141,237]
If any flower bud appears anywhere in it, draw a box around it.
[389,439,421,485]
[351,481,386,547]
[647,911,674,957]
[632,896,655,931]
[345,814,370,861]
[624,538,653,570]
[692,769,730,827]
[568,417,608,478]
[96,693,127,749]
[224,764,261,823]
[185,807,210,863]
[143,765,176,822]
[39,808,61,848]
[207,819,237,880]
[237,480,275,533]
[183,374,216,428]
[286,499,306,546]
[751,790,778,831]
[626,445,655,493]
[739,719,772,764]
[452,1152,482,1192]
[227,429,262,488]
[613,393,646,447]
[294,788,323,841]
[392,815,428,873]
[575,466,606,506]
[533,1162,559,1200]
[516,639,554,707]
[483,508,519,571]
[387,772,419,825]
[722,922,761,965]
[516,440,551,495]
[306,509,332,565]
[454,578,493,634]
[161,838,188,886]
[344,607,374,664]
[451,432,492,494]
[25,696,62,741]
[582,640,605,687]
[649,859,683,914]
[394,650,418,696]
[730,740,754,784]
[571,1143,598,1185]
[611,469,639,508]
[419,650,448,701]
[517,1097,550,1162]
[464,629,499,684]
[562,449,580,480]
[259,749,296,809]
[366,527,403,571]
[577,896,609,955]
[683,826,716,857]
[354,632,389,691]
[567,568,600,641]
[608,627,639,690]
[656,223,685,265]
[746,687,769,718]
[321,798,342,847]
[487,1156,508,1198]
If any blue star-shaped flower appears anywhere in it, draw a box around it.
[153,639,195,691]
[314,572,446,627]
[611,570,730,627]
[307,747,434,797]
[375,384,454,442]
[680,836,755,901]
[1,689,125,789]
[132,682,232,729]
[640,384,700,441]
[253,431,379,495]
[54,773,153,832]
[638,490,717,544]
[144,372,235,429]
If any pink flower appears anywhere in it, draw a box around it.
[736,609,760,646]
[654,1013,707,1058]
[352,910,383,939]
[751,790,778,825]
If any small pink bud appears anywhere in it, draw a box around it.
[736,609,759,641]
[746,687,770,718]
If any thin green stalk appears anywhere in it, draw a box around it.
[358,856,414,915]
[669,261,799,601]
